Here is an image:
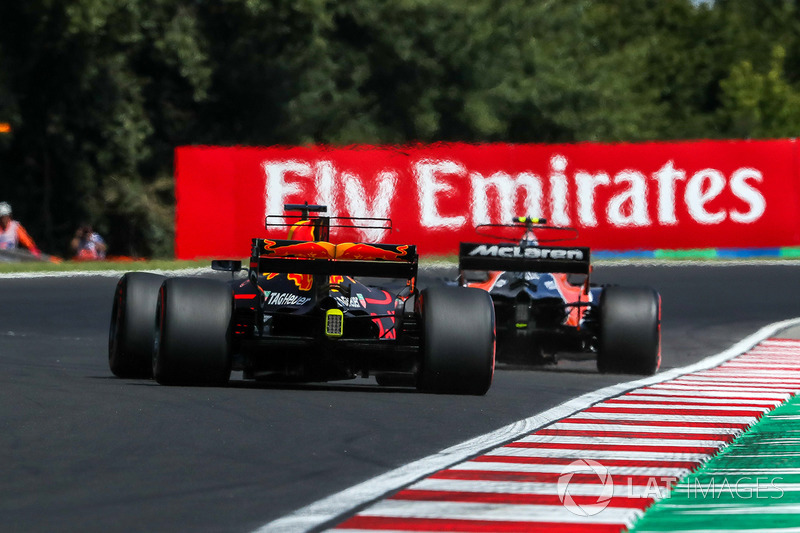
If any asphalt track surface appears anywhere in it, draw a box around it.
[2,263,799,533]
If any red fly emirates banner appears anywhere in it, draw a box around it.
[175,140,800,259]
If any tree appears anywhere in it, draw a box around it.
[718,45,800,138]
[2,0,800,257]
[0,0,211,257]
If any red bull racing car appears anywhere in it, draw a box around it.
[109,204,496,395]
[458,217,660,375]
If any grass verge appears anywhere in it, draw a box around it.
[0,259,214,274]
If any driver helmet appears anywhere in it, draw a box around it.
[0,202,11,217]
[520,229,538,246]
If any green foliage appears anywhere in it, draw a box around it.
[1,0,800,257]
[92,174,176,258]
[0,0,208,257]
[719,45,800,138]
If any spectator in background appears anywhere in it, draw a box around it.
[71,223,107,260]
[0,201,41,257]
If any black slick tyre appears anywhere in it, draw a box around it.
[108,272,166,378]
[417,286,495,395]
[153,277,233,386]
[597,286,661,375]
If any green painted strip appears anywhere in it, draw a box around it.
[779,246,800,258]
[630,395,800,532]
[653,248,718,259]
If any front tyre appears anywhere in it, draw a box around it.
[153,277,233,386]
[597,286,661,375]
[108,272,166,378]
[417,286,495,395]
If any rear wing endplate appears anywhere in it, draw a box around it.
[458,242,590,274]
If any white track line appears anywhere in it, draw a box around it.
[256,317,800,533]
[353,500,641,523]
[409,478,674,497]
[517,436,728,446]
[0,267,214,279]
[543,423,744,435]
[448,462,691,477]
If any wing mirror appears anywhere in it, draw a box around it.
[211,260,242,273]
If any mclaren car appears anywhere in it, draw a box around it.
[458,217,660,375]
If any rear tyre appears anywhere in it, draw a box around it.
[153,277,233,386]
[417,286,495,395]
[108,272,165,378]
[597,286,661,375]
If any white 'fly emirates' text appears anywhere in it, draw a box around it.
[263,155,766,233]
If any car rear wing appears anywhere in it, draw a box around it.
[458,242,591,274]
[251,239,418,279]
